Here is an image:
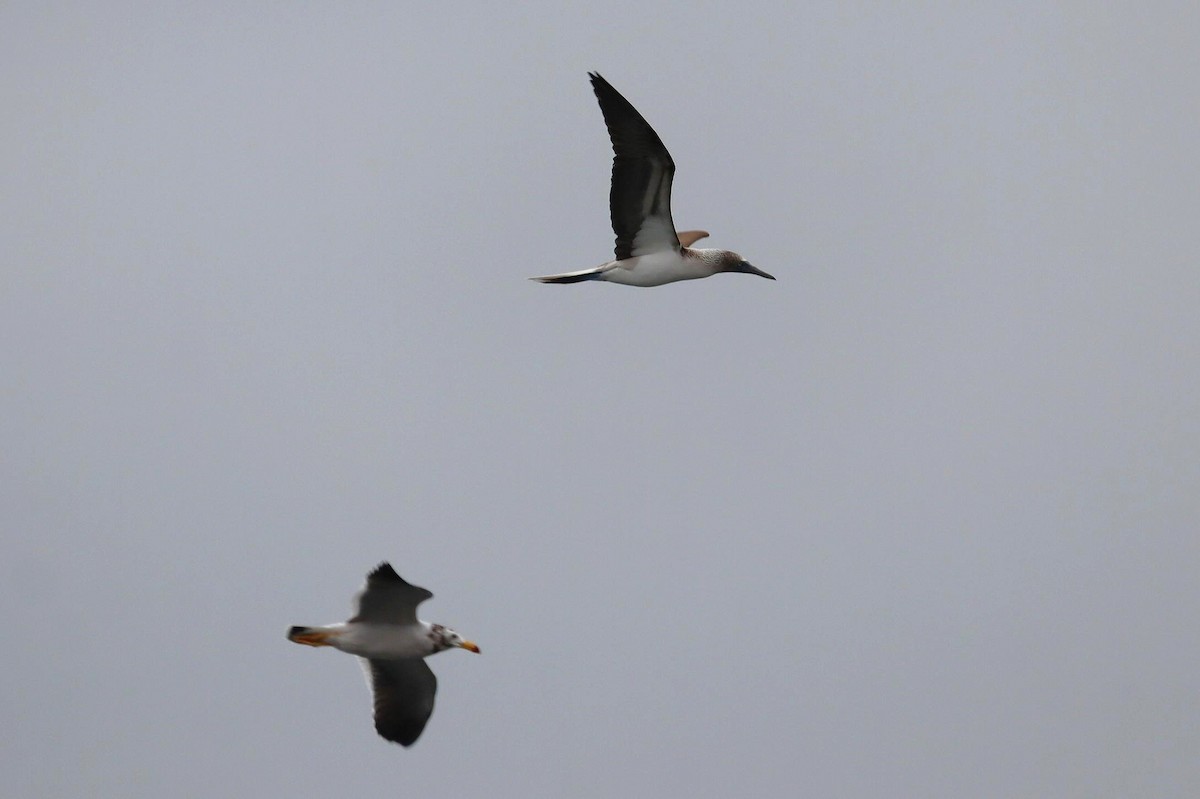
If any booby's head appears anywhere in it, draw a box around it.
[430,623,481,654]
[688,249,776,281]
[288,625,341,647]
[725,254,775,280]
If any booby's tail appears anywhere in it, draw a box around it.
[530,267,606,284]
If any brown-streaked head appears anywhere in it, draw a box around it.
[443,627,481,654]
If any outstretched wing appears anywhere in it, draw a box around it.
[365,658,437,747]
[589,72,680,260]
[350,562,433,625]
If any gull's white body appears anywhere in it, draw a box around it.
[312,620,440,660]
[287,563,479,747]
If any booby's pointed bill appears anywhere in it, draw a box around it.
[589,71,680,260]
[739,261,775,280]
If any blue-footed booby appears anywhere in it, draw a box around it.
[532,73,773,287]
[287,562,480,747]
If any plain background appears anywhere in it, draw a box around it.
[3,3,1198,797]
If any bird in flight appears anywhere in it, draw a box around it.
[532,73,773,287]
[288,562,480,747]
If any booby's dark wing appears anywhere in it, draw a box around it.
[589,72,680,260]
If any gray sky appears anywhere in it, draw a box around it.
[3,3,1198,797]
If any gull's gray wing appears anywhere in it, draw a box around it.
[365,658,437,747]
[350,562,433,625]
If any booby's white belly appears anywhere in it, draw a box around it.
[600,251,714,287]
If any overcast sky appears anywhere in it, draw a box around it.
[3,3,1199,797]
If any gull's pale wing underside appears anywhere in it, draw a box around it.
[589,72,680,260]
[350,562,433,625]
[365,658,437,747]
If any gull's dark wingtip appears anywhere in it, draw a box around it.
[367,562,401,582]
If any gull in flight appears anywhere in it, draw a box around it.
[532,73,773,287]
[288,563,480,747]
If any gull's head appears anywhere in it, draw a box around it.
[433,624,481,654]
[287,625,341,647]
